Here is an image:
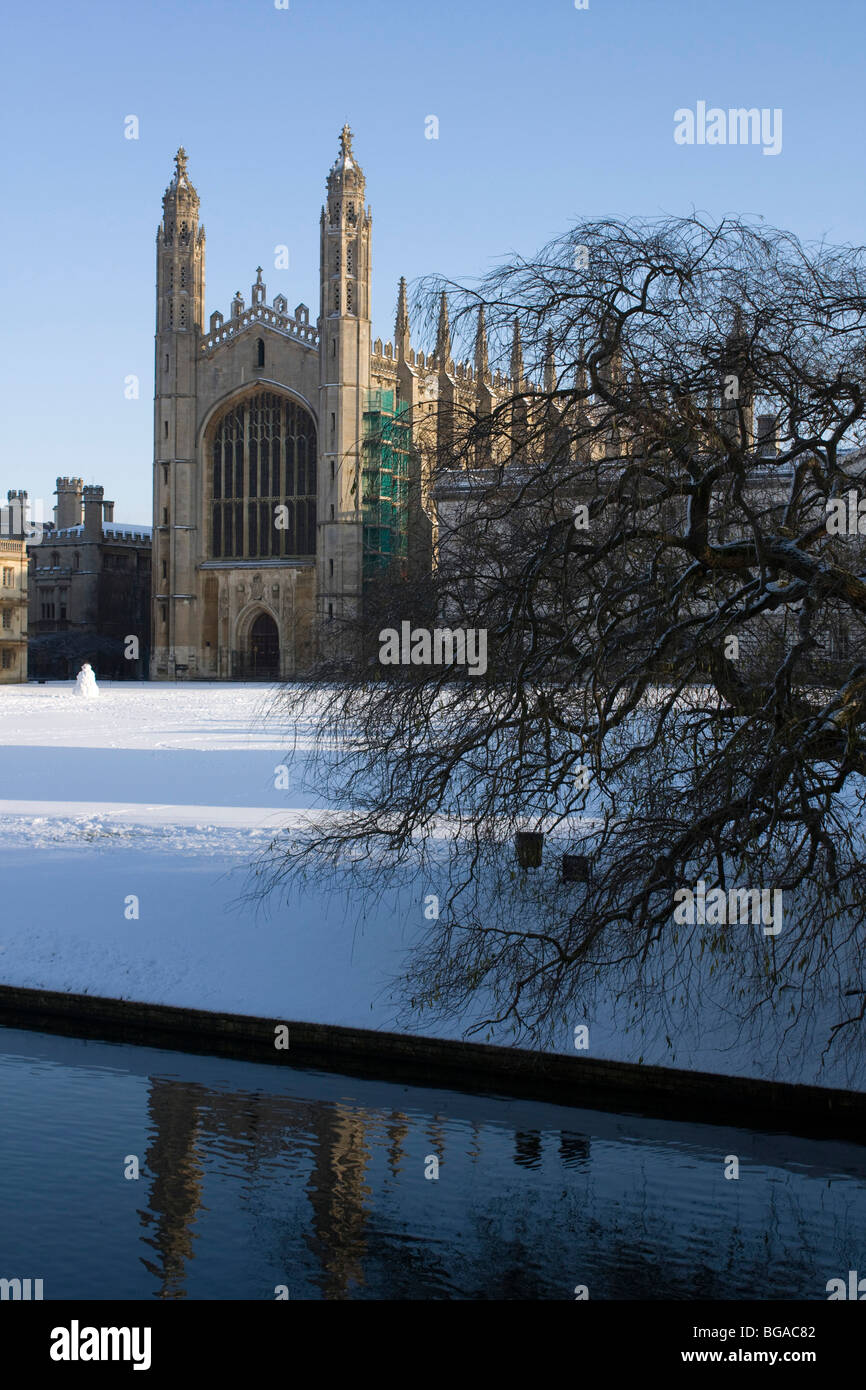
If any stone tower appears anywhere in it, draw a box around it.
[317,124,371,636]
[54,477,84,530]
[152,148,206,674]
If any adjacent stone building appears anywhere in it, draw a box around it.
[27,478,151,679]
[0,491,29,683]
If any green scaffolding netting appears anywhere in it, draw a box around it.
[362,389,411,584]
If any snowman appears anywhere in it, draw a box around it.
[75,662,99,699]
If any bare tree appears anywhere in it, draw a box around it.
[263,214,866,1078]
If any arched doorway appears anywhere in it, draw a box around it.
[249,612,279,677]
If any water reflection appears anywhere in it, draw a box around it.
[0,1028,863,1300]
[305,1102,373,1299]
[139,1079,205,1298]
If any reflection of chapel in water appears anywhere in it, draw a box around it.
[136,1072,587,1298]
[138,1076,381,1298]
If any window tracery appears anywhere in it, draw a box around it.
[210,392,317,560]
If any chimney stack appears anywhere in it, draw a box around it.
[3,490,28,538]
[83,485,104,540]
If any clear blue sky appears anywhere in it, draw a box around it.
[1,0,864,523]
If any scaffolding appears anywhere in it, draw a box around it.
[362,389,411,585]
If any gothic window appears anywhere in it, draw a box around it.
[169,266,175,290]
[346,246,353,276]
[210,392,317,560]
[180,266,186,289]
[180,301,186,328]
[333,285,340,313]
[346,284,353,314]
[256,338,265,368]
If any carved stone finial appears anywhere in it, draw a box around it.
[474,305,489,380]
[436,290,451,365]
[256,266,263,281]
[175,147,188,179]
[510,316,524,390]
[340,123,353,158]
[395,276,411,354]
[544,328,557,393]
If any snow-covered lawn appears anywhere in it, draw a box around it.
[0,680,858,1088]
[0,682,437,1026]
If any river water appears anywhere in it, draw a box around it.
[0,1025,862,1300]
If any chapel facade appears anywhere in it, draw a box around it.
[151,127,521,680]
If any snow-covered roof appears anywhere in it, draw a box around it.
[103,522,152,538]
[35,522,152,542]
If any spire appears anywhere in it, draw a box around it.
[510,317,524,390]
[395,276,411,358]
[510,319,529,454]
[157,145,204,332]
[320,123,371,324]
[544,329,556,393]
[328,123,363,188]
[166,147,196,201]
[474,305,489,381]
[576,339,588,395]
[435,291,451,366]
